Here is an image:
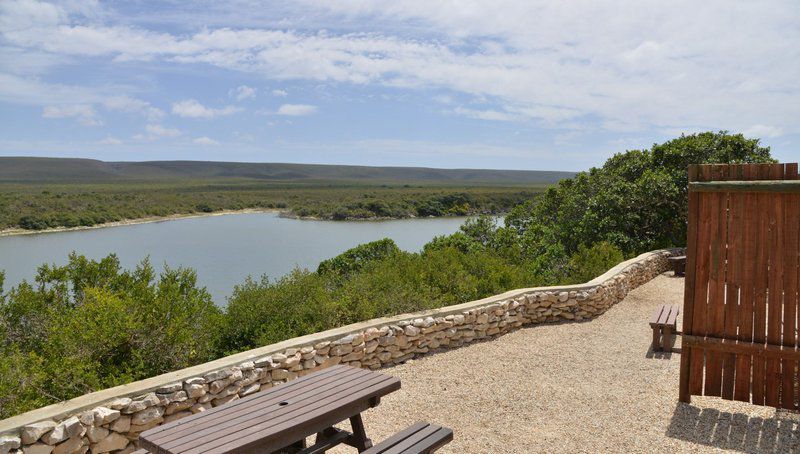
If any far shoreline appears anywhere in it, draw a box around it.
[0,209,487,238]
[0,208,283,237]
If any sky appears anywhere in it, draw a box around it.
[0,1,797,171]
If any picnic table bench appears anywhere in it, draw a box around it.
[136,365,451,453]
[362,422,452,454]
[650,304,679,352]
[668,255,687,276]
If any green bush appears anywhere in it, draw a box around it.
[18,215,50,230]
[317,238,401,278]
[220,270,337,353]
[563,242,625,284]
[0,254,221,419]
[502,131,773,260]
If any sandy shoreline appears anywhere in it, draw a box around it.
[0,208,284,237]
[0,210,482,238]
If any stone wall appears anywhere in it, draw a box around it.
[0,249,680,454]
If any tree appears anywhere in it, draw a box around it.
[501,131,773,259]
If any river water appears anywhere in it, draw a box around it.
[0,212,474,305]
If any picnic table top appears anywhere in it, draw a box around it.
[139,365,401,454]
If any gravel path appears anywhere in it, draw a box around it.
[331,273,800,453]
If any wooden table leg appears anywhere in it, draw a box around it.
[349,414,373,452]
[652,326,661,352]
[663,325,673,352]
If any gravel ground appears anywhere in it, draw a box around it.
[330,273,800,453]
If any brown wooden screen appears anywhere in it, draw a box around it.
[679,163,800,408]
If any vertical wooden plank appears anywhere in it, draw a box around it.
[765,163,784,408]
[679,164,701,403]
[751,164,773,405]
[790,165,800,410]
[689,165,713,396]
[782,163,798,409]
[723,166,744,400]
[734,164,758,402]
[704,165,729,397]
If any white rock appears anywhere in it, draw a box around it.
[185,384,206,398]
[203,369,231,383]
[155,383,182,394]
[271,369,288,380]
[21,421,57,444]
[78,411,94,427]
[51,437,82,454]
[122,393,158,414]
[23,443,53,454]
[86,427,109,444]
[106,398,131,411]
[108,416,130,433]
[184,377,206,386]
[190,403,211,414]
[238,383,260,397]
[131,406,164,426]
[42,417,81,445]
[92,407,119,426]
[271,353,287,364]
[253,356,274,368]
[0,436,21,454]
[89,432,128,454]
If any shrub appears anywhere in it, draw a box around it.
[317,238,401,278]
[0,254,221,418]
[563,242,625,284]
[501,131,773,259]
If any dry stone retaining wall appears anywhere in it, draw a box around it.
[0,249,680,454]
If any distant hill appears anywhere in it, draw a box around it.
[0,157,575,185]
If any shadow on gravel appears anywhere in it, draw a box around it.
[666,403,800,452]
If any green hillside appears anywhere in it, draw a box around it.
[0,157,574,185]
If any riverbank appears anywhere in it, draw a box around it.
[0,208,283,237]
[1,180,540,234]
[0,209,493,237]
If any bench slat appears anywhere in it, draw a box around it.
[666,305,680,326]
[649,305,666,326]
[363,422,453,454]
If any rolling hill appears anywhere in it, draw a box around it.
[0,157,574,185]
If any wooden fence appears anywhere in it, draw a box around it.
[679,163,800,408]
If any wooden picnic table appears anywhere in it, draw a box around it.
[138,365,401,454]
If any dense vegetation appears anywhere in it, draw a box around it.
[0,132,774,418]
[0,181,546,231]
[0,158,570,231]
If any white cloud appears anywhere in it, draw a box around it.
[193,136,219,145]
[276,104,317,116]
[451,106,518,122]
[230,85,256,101]
[103,95,164,120]
[134,124,181,141]
[743,124,784,138]
[3,0,800,137]
[271,89,288,97]
[172,99,241,118]
[42,104,101,126]
[99,136,122,145]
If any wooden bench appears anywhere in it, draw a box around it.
[650,304,679,352]
[668,255,687,276]
[362,422,453,454]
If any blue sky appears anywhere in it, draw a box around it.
[0,1,797,171]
